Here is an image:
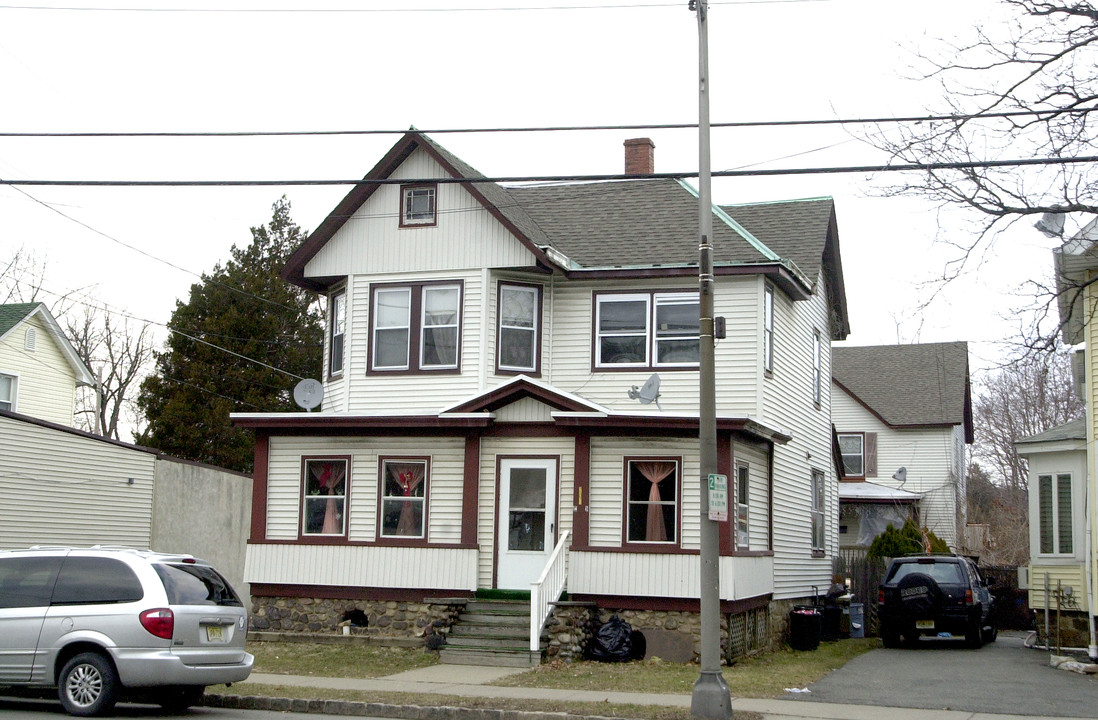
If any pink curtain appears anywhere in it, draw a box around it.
[636,461,675,542]
[392,463,426,536]
[316,463,346,534]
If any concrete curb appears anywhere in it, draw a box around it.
[202,692,637,720]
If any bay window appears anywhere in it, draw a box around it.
[497,283,540,373]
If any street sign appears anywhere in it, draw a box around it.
[707,473,728,522]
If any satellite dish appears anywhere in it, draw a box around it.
[293,378,324,411]
[892,467,907,485]
[1034,212,1066,238]
[628,373,662,410]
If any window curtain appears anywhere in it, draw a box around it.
[636,461,675,542]
[391,463,426,536]
[315,462,346,534]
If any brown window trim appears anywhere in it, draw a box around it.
[298,455,352,542]
[591,289,701,372]
[495,281,543,377]
[621,456,683,551]
[376,456,431,546]
[367,280,463,375]
[328,286,347,381]
[399,183,438,228]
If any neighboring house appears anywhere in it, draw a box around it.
[831,342,973,550]
[1045,224,1098,657]
[0,302,95,426]
[232,131,850,659]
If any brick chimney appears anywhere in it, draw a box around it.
[624,138,655,175]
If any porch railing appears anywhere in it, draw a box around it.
[530,530,570,652]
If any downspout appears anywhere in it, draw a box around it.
[1087,275,1097,660]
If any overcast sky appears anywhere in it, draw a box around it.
[0,0,1063,375]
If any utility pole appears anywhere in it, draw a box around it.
[690,1,733,719]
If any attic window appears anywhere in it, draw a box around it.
[400,184,437,227]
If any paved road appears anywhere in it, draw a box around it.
[790,632,1098,717]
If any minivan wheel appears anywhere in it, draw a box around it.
[156,685,205,711]
[58,652,119,717]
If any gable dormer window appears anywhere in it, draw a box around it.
[400,183,437,227]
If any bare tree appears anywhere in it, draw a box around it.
[66,306,155,441]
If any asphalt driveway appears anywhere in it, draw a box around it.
[789,632,1098,718]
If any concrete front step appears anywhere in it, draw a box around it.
[445,634,530,650]
[439,646,542,668]
[449,623,529,639]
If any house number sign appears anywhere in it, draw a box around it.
[707,473,728,522]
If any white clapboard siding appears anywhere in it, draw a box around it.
[495,397,555,423]
[264,436,465,544]
[0,313,80,426]
[761,272,837,600]
[0,415,155,548]
[588,436,701,550]
[732,439,771,551]
[245,543,477,591]
[832,385,961,547]
[306,149,537,278]
[476,436,576,589]
[569,551,773,601]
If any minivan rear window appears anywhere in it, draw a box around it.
[154,563,242,607]
[52,557,144,605]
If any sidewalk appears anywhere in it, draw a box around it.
[212,664,1086,720]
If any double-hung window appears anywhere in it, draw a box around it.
[625,458,680,546]
[811,329,822,406]
[811,469,825,552]
[400,183,437,227]
[0,373,15,412]
[595,291,699,368]
[329,290,346,376]
[302,458,349,537]
[497,283,540,374]
[735,462,750,550]
[1038,473,1073,554]
[838,433,864,478]
[380,458,429,540]
[371,283,461,372]
[763,284,774,374]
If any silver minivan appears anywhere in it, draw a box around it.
[0,546,253,716]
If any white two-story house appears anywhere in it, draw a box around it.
[233,131,850,662]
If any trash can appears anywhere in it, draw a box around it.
[848,603,865,639]
[821,605,842,641]
[789,605,822,651]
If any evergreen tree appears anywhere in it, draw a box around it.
[867,519,949,559]
[137,197,322,472]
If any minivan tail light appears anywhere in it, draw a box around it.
[140,608,174,639]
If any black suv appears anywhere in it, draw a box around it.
[877,553,996,648]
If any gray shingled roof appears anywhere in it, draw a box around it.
[0,303,41,338]
[832,342,973,438]
[722,198,835,287]
[1015,417,1087,445]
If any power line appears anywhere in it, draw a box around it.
[4,154,1098,187]
[1,108,1089,137]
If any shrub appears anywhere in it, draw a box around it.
[867,518,949,558]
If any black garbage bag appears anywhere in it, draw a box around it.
[586,615,633,662]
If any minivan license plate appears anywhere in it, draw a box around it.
[915,620,935,630]
[206,625,224,642]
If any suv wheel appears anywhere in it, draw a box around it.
[156,685,205,711]
[982,625,998,644]
[58,652,119,717]
[965,611,984,649]
[881,625,901,648]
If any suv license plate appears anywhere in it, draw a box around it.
[206,625,225,642]
[915,620,935,630]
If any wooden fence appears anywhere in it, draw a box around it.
[833,548,887,636]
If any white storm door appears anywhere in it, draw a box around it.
[497,458,557,591]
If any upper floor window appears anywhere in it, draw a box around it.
[1038,473,1073,554]
[735,462,750,550]
[329,290,346,376]
[811,329,822,407]
[838,433,864,477]
[400,183,437,227]
[0,373,15,412]
[763,284,774,374]
[380,458,429,541]
[302,458,349,537]
[497,283,540,374]
[595,291,699,369]
[811,469,825,552]
[625,458,680,546]
[371,282,462,373]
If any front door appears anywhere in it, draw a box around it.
[497,458,557,591]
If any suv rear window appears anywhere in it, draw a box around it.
[154,563,242,606]
[52,557,144,605]
[887,561,964,585]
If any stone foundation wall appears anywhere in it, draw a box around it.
[1032,610,1094,650]
[249,596,464,641]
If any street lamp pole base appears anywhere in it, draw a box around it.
[691,669,733,720]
